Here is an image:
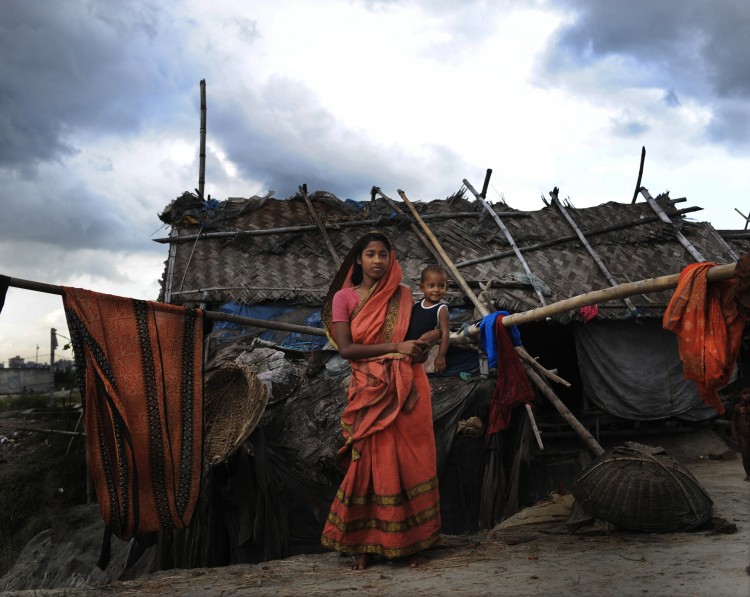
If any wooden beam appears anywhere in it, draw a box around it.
[551,192,639,316]
[373,187,446,268]
[300,184,341,269]
[455,206,703,269]
[464,178,548,307]
[640,188,705,262]
[152,211,525,244]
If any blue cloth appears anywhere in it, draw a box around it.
[479,311,522,368]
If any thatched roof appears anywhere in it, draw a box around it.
[157,188,745,322]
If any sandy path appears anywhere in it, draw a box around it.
[6,457,747,597]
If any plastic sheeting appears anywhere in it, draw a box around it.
[573,320,718,421]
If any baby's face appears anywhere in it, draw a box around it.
[739,388,750,402]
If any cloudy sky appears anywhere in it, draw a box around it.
[1,0,749,366]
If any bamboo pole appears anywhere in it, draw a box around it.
[14,426,86,437]
[523,365,604,457]
[630,146,645,204]
[639,188,705,262]
[397,190,487,315]
[464,178,548,306]
[504,262,736,327]
[551,192,639,316]
[198,79,207,199]
[397,189,550,449]
[5,276,329,337]
[455,206,703,268]
[374,187,446,268]
[300,184,341,269]
[152,212,526,244]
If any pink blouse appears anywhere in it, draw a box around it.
[332,287,360,323]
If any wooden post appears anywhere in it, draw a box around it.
[631,146,646,204]
[639,188,705,262]
[198,79,207,199]
[551,191,639,317]
[300,184,341,269]
[464,178,548,306]
[735,208,750,230]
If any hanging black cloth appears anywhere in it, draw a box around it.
[0,275,10,315]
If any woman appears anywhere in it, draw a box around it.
[321,232,442,570]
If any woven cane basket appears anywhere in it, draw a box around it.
[203,360,268,466]
[572,442,713,532]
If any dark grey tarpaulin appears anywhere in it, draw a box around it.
[573,320,718,421]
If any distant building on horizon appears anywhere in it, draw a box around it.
[8,356,25,368]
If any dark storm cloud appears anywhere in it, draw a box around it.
[540,0,750,148]
[0,1,195,170]
[211,76,467,201]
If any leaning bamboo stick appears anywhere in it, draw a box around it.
[14,426,86,437]
[523,364,604,457]
[639,188,705,262]
[455,206,703,268]
[551,193,639,316]
[464,178,548,307]
[300,184,341,269]
[398,190,550,449]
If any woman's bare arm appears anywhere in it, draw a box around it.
[334,321,428,360]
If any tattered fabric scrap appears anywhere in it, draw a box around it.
[663,263,746,414]
[579,304,599,323]
[486,314,535,434]
[62,287,204,543]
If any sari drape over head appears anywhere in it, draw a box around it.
[320,245,441,558]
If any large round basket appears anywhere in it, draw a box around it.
[572,442,713,532]
[203,360,268,466]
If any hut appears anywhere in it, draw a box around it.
[141,183,747,570]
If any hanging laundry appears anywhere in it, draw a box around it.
[579,304,599,323]
[479,311,522,369]
[486,314,535,434]
[62,287,204,567]
[663,263,746,414]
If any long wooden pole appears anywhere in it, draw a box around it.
[455,206,703,268]
[464,178,548,306]
[551,193,639,316]
[152,212,521,244]
[198,79,207,199]
[502,262,736,327]
[300,184,341,269]
[397,189,548,450]
[639,188,705,262]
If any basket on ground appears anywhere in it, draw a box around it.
[572,442,713,532]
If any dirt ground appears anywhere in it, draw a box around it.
[2,421,749,597]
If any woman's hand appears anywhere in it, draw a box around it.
[433,355,446,373]
[395,339,430,358]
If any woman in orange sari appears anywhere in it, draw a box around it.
[321,232,442,570]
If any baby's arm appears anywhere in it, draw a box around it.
[433,306,451,373]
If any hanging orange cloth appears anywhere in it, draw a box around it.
[663,262,746,414]
[320,246,441,559]
[62,288,204,564]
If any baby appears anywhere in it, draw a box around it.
[405,265,450,374]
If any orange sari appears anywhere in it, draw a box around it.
[320,249,441,558]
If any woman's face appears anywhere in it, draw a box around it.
[357,240,390,282]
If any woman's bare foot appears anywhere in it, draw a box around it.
[351,554,370,570]
[408,554,429,568]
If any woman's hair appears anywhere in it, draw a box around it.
[350,231,392,286]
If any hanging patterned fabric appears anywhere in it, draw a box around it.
[62,287,203,566]
[663,263,746,414]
